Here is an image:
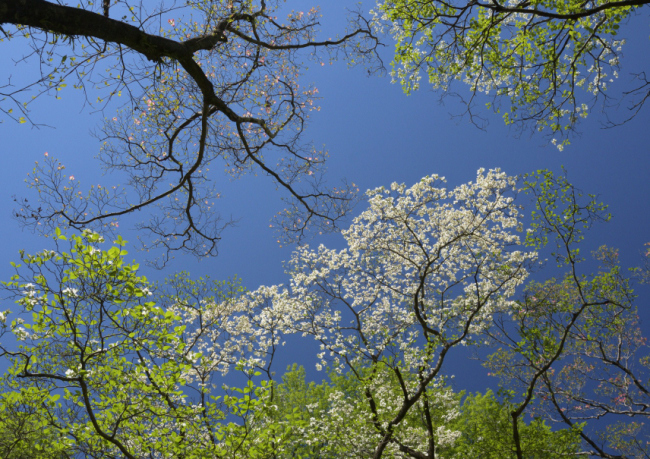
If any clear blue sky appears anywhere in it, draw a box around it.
[0,1,649,391]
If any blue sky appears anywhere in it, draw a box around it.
[0,1,649,391]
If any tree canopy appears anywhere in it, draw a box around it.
[1,0,380,261]
[0,230,293,458]
[0,1,648,458]
[374,0,650,148]
[1,170,647,458]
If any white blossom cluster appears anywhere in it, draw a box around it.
[236,169,535,455]
[163,283,294,387]
[251,169,534,372]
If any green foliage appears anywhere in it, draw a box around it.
[602,421,650,458]
[267,365,581,458]
[376,0,642,147]
[450,390,581,458]
[1,168,647,458]
[0,385,70,459]
[0,230,288,458]
[522,169,610,266]
[484,170,646,458]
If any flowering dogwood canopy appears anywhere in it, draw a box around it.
[373,0,649,149]
[244,169,537,457]
[0,169,646,458]
[0,230,291,458]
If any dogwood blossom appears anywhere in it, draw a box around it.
[246,169,536,456]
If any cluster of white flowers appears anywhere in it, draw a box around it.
[18,282,44,308]
[81,228,105,243]
[62,287,79,297]
[164,283,295,387]
[254,169,534,372]
[13,320,30,341]
[229,169,537,455]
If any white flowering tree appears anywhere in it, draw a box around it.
[245,168,646,458]
[373,0,648,149]
[1,169,646,458]
[248,169,538,457]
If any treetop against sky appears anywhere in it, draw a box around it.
[0,1,649,458]
[0,0,648,263]
[2,170,647,457]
